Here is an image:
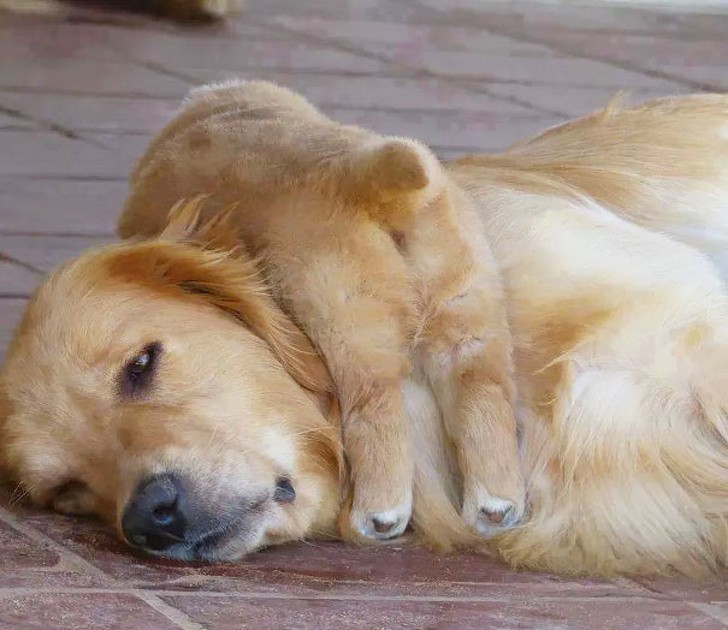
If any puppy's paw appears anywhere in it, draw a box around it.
[462,487,525,537]
[349,489,412,541]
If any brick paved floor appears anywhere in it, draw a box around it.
[1,1,727,628]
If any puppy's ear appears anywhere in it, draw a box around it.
[339,138,442,232]
[346,138,439,196]
[104,199,336,408]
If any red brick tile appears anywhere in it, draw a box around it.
[325,108,562,151]
[0,93,180,135]
[162,594,724,630]
[0,593,181,630]
[0,131,129,178]
[633,575,728,604]
[264,17,555,58]
[173,72,537,115]
[485,84,693,119]
[0,298,26,359]
[411,0,694,37]
[0,261,42,296]
[233,0,420,22]
[0,235,111,273]
[0,517,58,571]
[0,59,190,97]
[3,493,643,600]
[0,514,112,589]
[0,111,35,129]
[102,27,387,75]
[0,178,125,234]
[419,52,686,91]
[0,22,125,62]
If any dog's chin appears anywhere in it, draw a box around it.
[134,524,265,562]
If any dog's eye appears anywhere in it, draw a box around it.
[274,476,296,504]
[120,342,161,398]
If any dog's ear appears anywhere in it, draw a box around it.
[103,199,336,409]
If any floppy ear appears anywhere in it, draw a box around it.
[356,138,434,193]
[104,198,336,412]
[339,138,442,231]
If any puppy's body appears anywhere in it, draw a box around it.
[2,83,727,575]
[120,81,525,541]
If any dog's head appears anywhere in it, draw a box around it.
[0,201,342,561]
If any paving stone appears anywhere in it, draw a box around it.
[0,111,35,129]
[0,298,27,359]
[5,505,641,598]
[633,575,728,604]
[0,593,181,630]
[0,78,537,139]
[175,72,538,115]
[0,22,125,62]
[326,108,563,151]
[102,26,388,75]
[264,16,558,57]
[0,130,131,178]
[0,235,111,273]
[232,0,421,22]
[162,594,724,630]
[485,84,695,118]
[0,260,43,296]
[0,179,125,235]
[410,0,697,36]
[0,93,180,134]
[0,515,113,589]
[0,59,190,97]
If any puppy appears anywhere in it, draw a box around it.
[121,80,526,541]
[2,83,727,576]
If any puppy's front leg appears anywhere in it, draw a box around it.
[269,224,415,541]
[410,196,525,536]
[422,293,524,535]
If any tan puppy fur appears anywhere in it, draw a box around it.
[1,83,727,575]
[119,80,524,540]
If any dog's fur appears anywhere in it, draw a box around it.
[1,82,727,575]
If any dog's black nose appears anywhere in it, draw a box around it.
[121,473,187,551]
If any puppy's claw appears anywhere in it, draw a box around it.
[351,502,411,541]
[474,497,522,537]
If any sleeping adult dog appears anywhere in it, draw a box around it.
[1,81,726,576]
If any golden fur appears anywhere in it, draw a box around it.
[1,81,727,575]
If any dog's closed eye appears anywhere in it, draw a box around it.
[52,480,97,516]
[120,342,162,399]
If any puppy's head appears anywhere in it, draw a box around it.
[0,201,342,561]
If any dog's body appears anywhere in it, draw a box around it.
[1,82,726,575]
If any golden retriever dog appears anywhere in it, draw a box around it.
[1,81,727,576]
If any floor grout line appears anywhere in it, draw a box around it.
[398,0,725,94]
[135,592,208,630]
[248,19,566,118]
[688,602,728,626]
[0,507,205,629]
[0,506,109,580]
[0,586,673,604]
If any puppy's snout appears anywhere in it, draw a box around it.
[122,473,187,551]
